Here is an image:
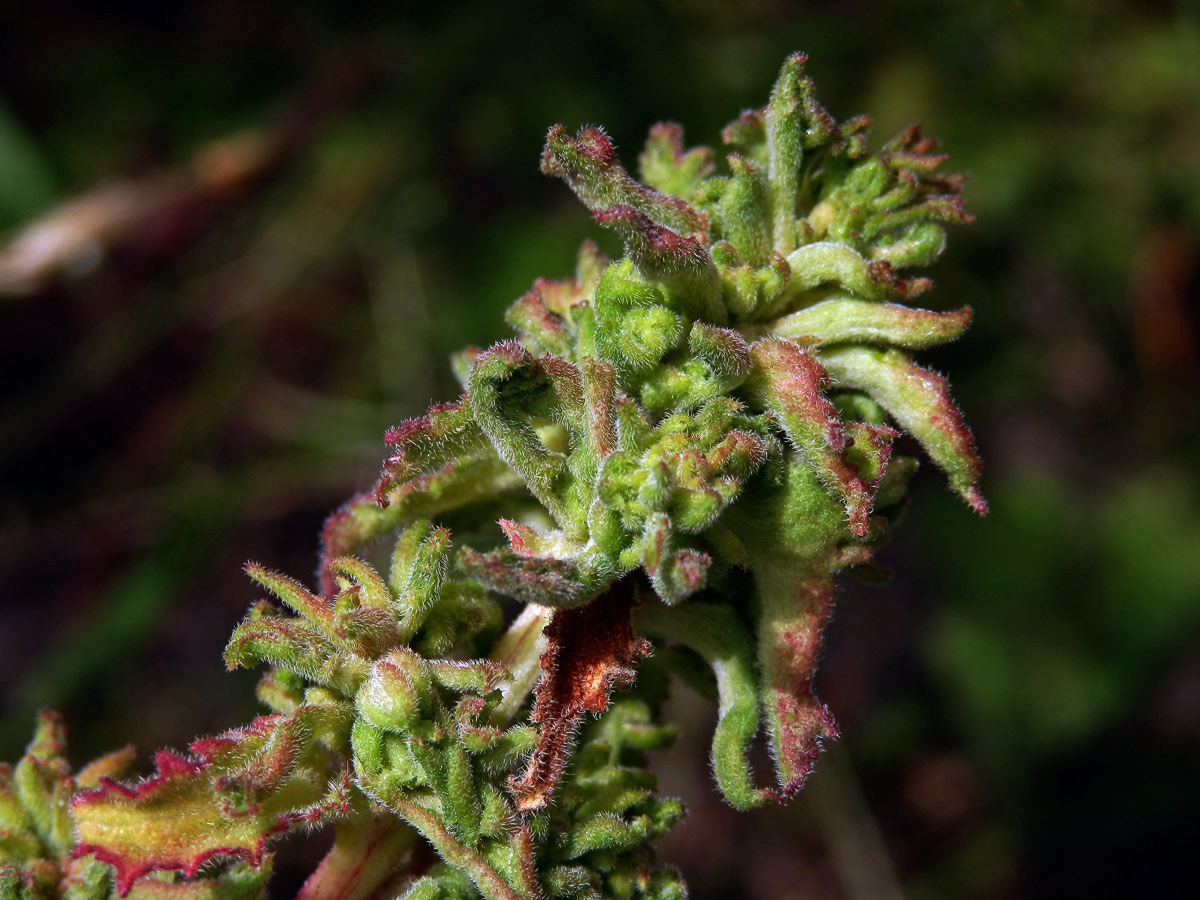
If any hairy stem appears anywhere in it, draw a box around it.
[378,793,543,900]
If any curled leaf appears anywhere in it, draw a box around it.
[636,603,775,810]
[769,298,972,349]
[753,566,840,795]
[466,341,585,526]
[818,344,986,514]
[765,52,840,255]
[637,122,715,201]
[541,125,706,238]
[747,338,873,536]
[374,399,491,501]
[592,205,724,325]
[320,451,521,596]
[640,514,712,604]
[457,545,597,609]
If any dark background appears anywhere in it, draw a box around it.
[2,2,1198,898]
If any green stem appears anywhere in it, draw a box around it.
[381,794,543,900]
[804,744,906,900]
[636,601,773,810]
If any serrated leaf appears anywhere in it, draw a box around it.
[72,715,350,897]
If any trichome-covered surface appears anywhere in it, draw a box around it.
[3,54,982,900]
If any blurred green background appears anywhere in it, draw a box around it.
[1,1,1197,898]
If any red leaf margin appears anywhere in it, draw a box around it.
[71,715,352,897]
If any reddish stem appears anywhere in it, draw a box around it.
[295,816,413,900]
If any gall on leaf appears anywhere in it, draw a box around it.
[509,579,652,812]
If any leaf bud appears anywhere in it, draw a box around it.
[354,648,433,733]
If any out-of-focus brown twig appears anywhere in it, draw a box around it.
[0,55,376,297]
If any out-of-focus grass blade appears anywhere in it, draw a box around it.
[0,97,58,227]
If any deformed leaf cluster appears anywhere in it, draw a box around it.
[2,53,983,900]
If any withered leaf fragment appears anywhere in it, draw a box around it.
[510,580,652,812]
